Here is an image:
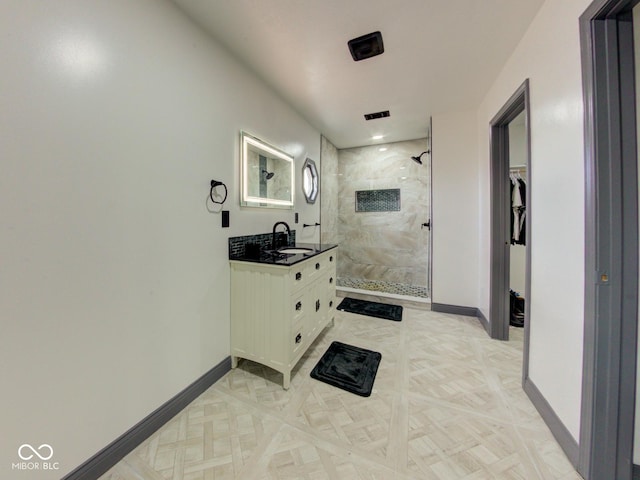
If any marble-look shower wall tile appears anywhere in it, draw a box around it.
[337,138,430,291]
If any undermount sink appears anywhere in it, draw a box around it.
[277,247,314,254]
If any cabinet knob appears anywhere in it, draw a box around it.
[296,301,302,311]
[330,256,333,262]
[315,262,320,270]
[316,299,320,312]
[329,300,333,308]
[295,272,302,281]
[295,333,302,344]
[329,277,333,284]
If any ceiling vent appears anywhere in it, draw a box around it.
[348,31,384,61]
[364,110,390,121]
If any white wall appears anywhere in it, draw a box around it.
[0,1,319,478]
[432,109,479,307]
[509,119,528,168]
[477,0,590,440]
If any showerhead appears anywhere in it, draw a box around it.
[262,169,275,180]
[411,151,430,165]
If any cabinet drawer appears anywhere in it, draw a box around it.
[291,324,304,356]
[290,265,307,288]
[289,250,337,287]
[328,294,336,311]
[292,293,305,322]
[314,251,336,272]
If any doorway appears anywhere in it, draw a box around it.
[488,79,531,349]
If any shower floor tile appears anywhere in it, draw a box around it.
[337,277,429,298]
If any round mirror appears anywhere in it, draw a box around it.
[302,158,318,204]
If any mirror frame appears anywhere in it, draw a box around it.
[302,158,319,204]
[240,131,294,209]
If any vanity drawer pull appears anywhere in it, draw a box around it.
[295,272,302,281]
[316,299,320,312]
[329,277,333,284]
[315,262,320,270]
[295,333,302,344]
[329,256,333,262]
[295,301,302,311]
[329,300,333,308]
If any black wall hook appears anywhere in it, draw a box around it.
[209,179,228,205]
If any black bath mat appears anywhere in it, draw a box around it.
[310,341,382,397]
[337,297,403,321]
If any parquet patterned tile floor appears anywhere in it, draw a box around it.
[99,307,582,480]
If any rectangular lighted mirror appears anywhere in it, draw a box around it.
[241,131,294,209]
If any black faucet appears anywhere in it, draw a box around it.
[272,221,291,249]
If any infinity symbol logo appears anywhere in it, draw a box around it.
[18,444,53,461]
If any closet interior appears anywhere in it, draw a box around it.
[508,111,527,328]
[509,165,526,327]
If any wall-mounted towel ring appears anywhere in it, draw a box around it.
[209,180,228,205]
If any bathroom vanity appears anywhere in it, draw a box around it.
[229,243,337,389]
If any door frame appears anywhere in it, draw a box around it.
[489,79,532,351]
[579,1,639,479]
[427,116,434,298]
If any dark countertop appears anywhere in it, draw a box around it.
[229,243,338,266]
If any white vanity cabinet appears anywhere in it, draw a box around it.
[230,248,337,389]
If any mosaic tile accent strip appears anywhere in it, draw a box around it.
[355,188,400,212]
[338,277,428,298]
[228,230,296,258]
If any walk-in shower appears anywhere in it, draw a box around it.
[320,135,432,301]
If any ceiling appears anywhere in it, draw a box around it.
[171,0,544,149]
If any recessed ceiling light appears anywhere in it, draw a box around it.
[372,135,384,140]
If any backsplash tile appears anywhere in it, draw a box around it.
[228,230,296,258]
